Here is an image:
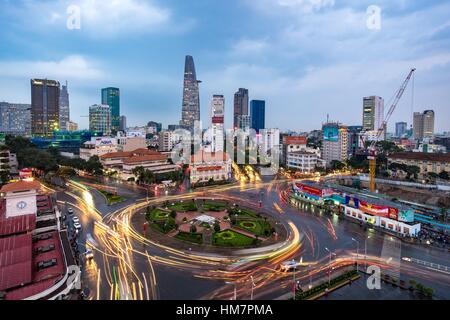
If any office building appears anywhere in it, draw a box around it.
[31,79,60,137]
[209,95,225,152]
[321,122,348,166]
[119,115,127,132]
[180,55,201,131]
[347,126,363,158]
[413,110,435,140]
[233,88,249,129]
[101,87,120,132]
[147,121,162,133]
[395,122,408,138]
[89,104,111,135]
[59,81,70,131]
[250,100,265,133]
[0,102,31,136]
[362,96,384,131]
[237,115,251,132]
[67,121,79,132]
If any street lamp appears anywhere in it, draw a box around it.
[351,238,360,272]
[324,248,336,286]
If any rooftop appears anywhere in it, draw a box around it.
[191,151,230,163]
[0,180,41,194]
[388,152,450,162]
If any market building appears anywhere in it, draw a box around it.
[0,180,79,300]
[189,151,232,185]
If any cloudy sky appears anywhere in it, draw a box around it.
[0,0,449,132]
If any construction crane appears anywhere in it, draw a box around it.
[368,68,416,192]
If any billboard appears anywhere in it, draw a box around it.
[284,136,307,145]
[359,200,398,220]
[212,116,224,124]
[398,210,415,223]
[323,126,339,142]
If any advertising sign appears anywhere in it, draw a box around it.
[345,196,360,208]
[398,210,415,223]
[323,126,339,142]
[212,116,224,124]
[359,200,398,220]
[295,183,322,197]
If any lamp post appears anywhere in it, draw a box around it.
[351,238,360,272]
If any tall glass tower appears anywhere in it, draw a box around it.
[180,55,201,131]
[102,87,120,133]
[59,81,70,131]
[250,100,265,133]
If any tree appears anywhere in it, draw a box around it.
[214,222,221,233]
[330,160,346,171]
[85,156,103,176]
[438,171,449,180]
[169,210,177,219]
[190,225,197,234]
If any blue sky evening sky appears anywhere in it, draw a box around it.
[0,0,449,132]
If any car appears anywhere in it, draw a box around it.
[280,260,299,272]
[73,222,82,231]
[72,216,80,224]
[85,249,94,260]
[68,207,74,215]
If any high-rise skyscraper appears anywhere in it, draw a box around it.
[59,81,70,131]
[250,100,265,133]
[102,87,120,132]
[233,88,249,129]
[395,122,407,138]
[31,79,60,137]
[413,110,435,140]
[180,55,201,131]
[362,96,384,131]
[209,95,225,152]
[89,104,111,135]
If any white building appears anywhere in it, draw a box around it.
[89,104,111,135]
[258,128,280,156]
[286,151,318,173]
[209,95,225,153]
[190,151,232,185]
[80,137,118,160]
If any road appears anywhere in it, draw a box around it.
[56,174,450,300]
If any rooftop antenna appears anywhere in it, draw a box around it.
[326,114,329,123]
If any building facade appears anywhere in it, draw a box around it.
[180,55,201,131]
[286,151,318,173]
[0,102,31,136]
[89,104,111,135]
[119,116,127,132]
[189,151,232,185]
[321,122,348,166]
[209,95,225,152]
[59,81,70,132]
[233,88,249,129]
[101,87,120,133]
[80,136,118,160]
[347,125,363,158]
[31,79,60,137]
[388,152,450,177]
[250,100,265,133]
[395,122,407,138]
[363,96,384,131]
[413,110,435,140]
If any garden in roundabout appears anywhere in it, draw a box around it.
[144,198,279,248]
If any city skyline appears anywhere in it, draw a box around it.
[0,1,449,133]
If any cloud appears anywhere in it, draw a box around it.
[0,55,104,80]
[247,0,335,14]
[230,38,269,56]
[6,0,190,37]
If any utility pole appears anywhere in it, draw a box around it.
[352,238,360,272]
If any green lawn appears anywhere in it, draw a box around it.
[236,219,272,237]
[98,190,126,205]
[229,207,260,218]
[167,201,198,212]
[212,230,256,247]
[147,208,170,221]
[202,200,229,212]
[175,232,203,244]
